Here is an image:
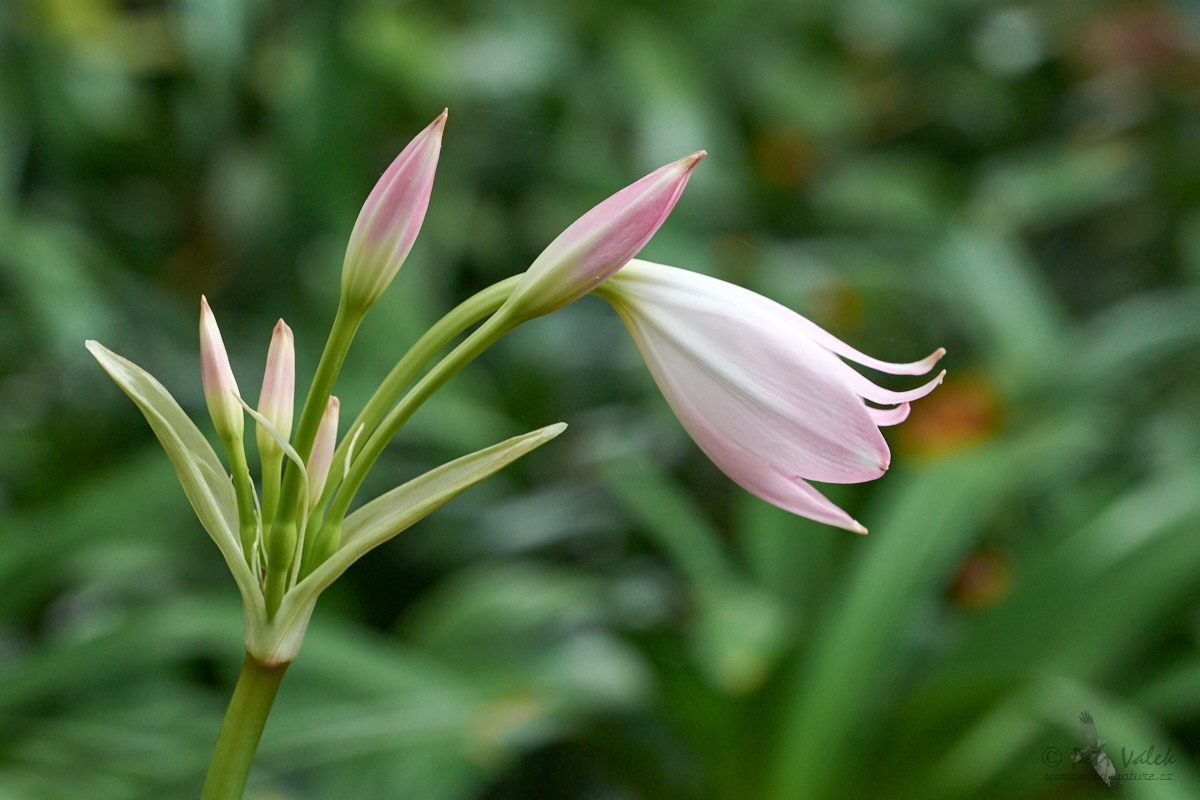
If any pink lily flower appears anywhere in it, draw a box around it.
[502,151,705,322]
[341,110,447,313]
[596,260,945,533]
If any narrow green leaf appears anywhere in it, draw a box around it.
[280,423,567,614]
[766,413,1101,800]
[85,340,261,608]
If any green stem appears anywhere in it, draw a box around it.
[200,654,289,800]
[259,453,282,533]
[305,310,518,575]
[225,443,258,569]
[299,275,522,572]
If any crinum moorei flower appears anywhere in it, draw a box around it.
[596,259,944,533]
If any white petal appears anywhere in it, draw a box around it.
[607,262,890,482]
[867,402,911,427]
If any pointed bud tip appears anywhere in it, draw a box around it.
[851,521,868,535]
[677,151,706,171]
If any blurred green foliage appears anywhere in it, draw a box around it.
[3,0,1200,797]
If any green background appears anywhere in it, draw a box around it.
[2,0,1199,797]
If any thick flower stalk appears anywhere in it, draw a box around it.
[596,260,944,532]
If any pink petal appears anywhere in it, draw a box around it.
[665,381,868,533]
[599,259,945,530]
[606,261,891,483]
[777,312,944,376]
[867,402,910,426]
[834,366,946,406]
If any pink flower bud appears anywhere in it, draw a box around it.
[256,319,295,458]
[199,296,244,444]
[342,110,447,313]
[501,151,705,321]
[307,396,339,508]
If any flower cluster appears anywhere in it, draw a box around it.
[88,109,941,666]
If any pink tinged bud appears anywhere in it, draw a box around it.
[342,110,447,313]
[307,396,339,508]
[256,319,295,457]
[599,260,945,534]
[199,296,244,444]
[502,151,705,322]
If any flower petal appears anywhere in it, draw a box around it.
[779,313,944,376]
[669,388,867,532]
[604,261,890,482]
[597,259,944,529]
[867,402,911,427]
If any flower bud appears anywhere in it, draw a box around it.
[307,396,339,508]
[342,110,447,313]
[500,151,705,322]
[199,296,244,444]
[256,319,295,460]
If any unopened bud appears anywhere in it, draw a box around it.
[307,396,339,508]
[256,319,295,460]
[500,151,705,322]
[342,110,447,313]
[199,296,243,444]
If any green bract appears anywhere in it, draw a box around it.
[88,340,564,665]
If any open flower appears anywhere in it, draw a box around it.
[596,260,944,533]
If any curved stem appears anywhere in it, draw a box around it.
[225,444,258,569]
[200,654,289,800]
[304,310,518,575]
[319,276,521,512]
[299,275,522,573]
